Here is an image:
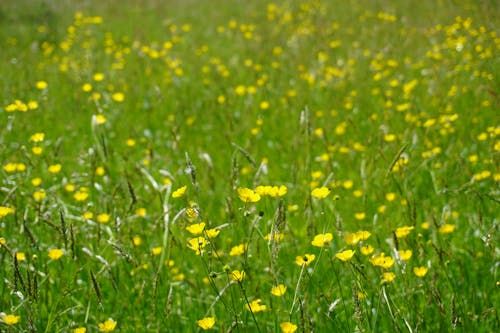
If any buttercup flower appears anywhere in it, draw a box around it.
[197,317,215,330]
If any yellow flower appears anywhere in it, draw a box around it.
[97,213,110,224]
[16,252,26,261]
[382,272,396,283]
[36,81,48,89]
[229,243,247,256]
[186,222,206,235]
[413,266,428,277]
[48,164,62,174]
[205,228,220,239]
[93,73,105,81]
[74,328,86,333]
[1,314,20,325]
[98,318,117,332]
[438,224,455,234]
[245,299,267,313]
[197,317,215,330]
[335,249,356,262]
[74,191,89,201]
[93,114,107,125]
[111,92,125,102]
[30,132,45,142]
[133,236,142,246]
[33,190,46,201]
[237,187,261,203]
[0,206,15,218]
[32,147,43,155]
[48,248,64,260]
[187,237,207,255]
[360,245,374,256]
[395,226,414,238]
[280,322,298,333]
[295,254,315,266]
[95,166,105,176]
[354,212,366,220]
[311,186,330,199]
[311,233,333,247]
[230,270,245,282]
[150,247,162,255]
[370,253,395,269]
[398,250,413,261]
[135,207,147,217]
[172,185,187,198]
[271,284,287,296]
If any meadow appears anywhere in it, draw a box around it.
[0,0,499,332]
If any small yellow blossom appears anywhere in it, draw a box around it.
[32,146,43,155]
[33,190,46,201]
[97,213,110,224]
[187,237,207,255]
[74,328,86,333]
[74,191,89,201]
[382,272,396,283]
[280,322,298,333]
[311,187,330,199]
[205,228,220,239]
[135,208,147,217]
[0,206,15,217]
[335,249,356,262]
[271,284,287,296]
[370,253,395,269]
[413,266,428,277]
[16,252,26,261]
[133,236,142,246]
[95,166,105,176]
[172,185,187,198]
[237,187,261,202]
[36,81,48,89]
[311,233,333,247]
[30,132,45,142]
[398,250,413,261]
[354,212,366,220]
[230,270,245,282]
[360,245,374,256]
[245,299,267,313]
[111,92,125,102]
[438,224,455,234]
[186,222,206,235]
[295,254,315,266]
[229,243,247,256]
[98,318,117,332]
[48,164,62,174]
[48,248,64,260]
[1,314,20,325]
[395,226,414,238]
[197,317,215,330]
[93,114,107,125]
[152,247,162,256]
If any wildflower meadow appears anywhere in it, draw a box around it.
[1,0,499,332]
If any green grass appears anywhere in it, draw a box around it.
[1,0,499,332]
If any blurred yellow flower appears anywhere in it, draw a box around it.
[1,314,20,325]
[398,250,413,261]
[230,270,245,282]
[186,222,205,235]
[237,187,261,202]
[413,266,428,277]
[48,248,64,260]
[295,254,315,266]
[439,224,455,234]
[172,185,187,198]
[336,249,356,262]
[187,237,207,255]
[395,226,414,238]
[111,92,125,102]
[271,284,287,296]
[197,317,215,330]
[98,318,117,332]
[36,81,48,89]
[311,187,330,199]
[74,328,86,333]
[311,233,333,247]
[245,299,266,313]
[48,164,62,174]
[229,243,247,256]
[382,272,396,283]
[97,213,110,224]
[280,322,298,333]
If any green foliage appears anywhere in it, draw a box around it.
[0,0,498,332]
